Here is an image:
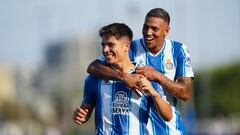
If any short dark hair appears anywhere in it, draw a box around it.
[146,8,170,25]
[99,23,133,41]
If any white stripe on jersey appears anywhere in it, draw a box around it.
[134,39,147,66]
[147,116,155,135]
[100,80,113,134]
[163,39,176,80]
[181,44,194,77]
[129,90,141,134]
[166,107,181,135]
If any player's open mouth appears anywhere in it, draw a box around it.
[145,37,154,42]
[146,37,153,41]
[104,54,114,59]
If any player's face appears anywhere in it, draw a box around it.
[142,17,169,51]
[101,36,129,65]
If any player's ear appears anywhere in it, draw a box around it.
[125,41,130,48]
[164,25,170,37]
[124,41,130,53]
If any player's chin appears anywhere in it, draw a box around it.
[144,40,154,47]
[106,59,116,65]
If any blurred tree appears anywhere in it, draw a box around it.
[194,63,240,117]
[1,100,38,121]
[210,63,240,116]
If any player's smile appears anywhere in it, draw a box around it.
[144,36,154,44]
[104,52,115,62]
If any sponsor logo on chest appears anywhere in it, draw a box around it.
[112,91,130,115]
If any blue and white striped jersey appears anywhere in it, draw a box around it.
[130,38,194,135]
[83,74,162,135]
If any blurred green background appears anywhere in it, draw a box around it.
[0,0,239,134]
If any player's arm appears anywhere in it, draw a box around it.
[73,103,94,125]
[135,66,192,101]
[73,75,96,125]
[87,59,124,80]
[137,78,172,121]
[156,75,192,101]
[87,59,143,90]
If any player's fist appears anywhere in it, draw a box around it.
[73,106,89,125]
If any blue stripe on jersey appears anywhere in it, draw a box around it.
[139,97,149,135]
[172,41,182,76]
[169,41,178,107]
[161,41,166,74]
[149,109,156,135]
[149,107,170,135]
[127,87,131,135]
[83,76,97,105]
[97,79,104,134]
[140,38,148,52]
[83,76,104,134]
[175,110,186,135]
[130,41,136,61]
[146,51,164,73]
[172,41,188,77]
[111,82,115,135]
[180,48,186,76]
[171,41,177,73]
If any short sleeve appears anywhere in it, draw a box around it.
[175,44,194,78]
[82,75,98,105]
[97,54,106,62]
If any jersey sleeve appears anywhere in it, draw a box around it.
[176,44,194,78]
[82,75,97,105]
[97,54,106,62]
[129,41,136,62]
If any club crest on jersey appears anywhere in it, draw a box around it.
[112,91,130,115]
[165,59,174,70]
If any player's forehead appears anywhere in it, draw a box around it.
[101,35,117,42]
[144,16,166,26]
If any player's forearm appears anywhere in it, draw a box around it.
[155,73,191,101]
[152,94,172,121]
[87,60,124,81]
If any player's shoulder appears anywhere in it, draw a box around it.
[167,39,188,51]
[84,75,99,83]
[132,37,142,42]
[131,38,143,46]
[167,39,183,47]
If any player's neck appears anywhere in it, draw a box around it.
[148,39,165,56]
[111,58,134,73]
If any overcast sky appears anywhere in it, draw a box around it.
[0,0,239,70]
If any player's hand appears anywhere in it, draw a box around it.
[135,66,160,81]
[136,77,158,96]
[73,106,89,125]
[122,73,144,90]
